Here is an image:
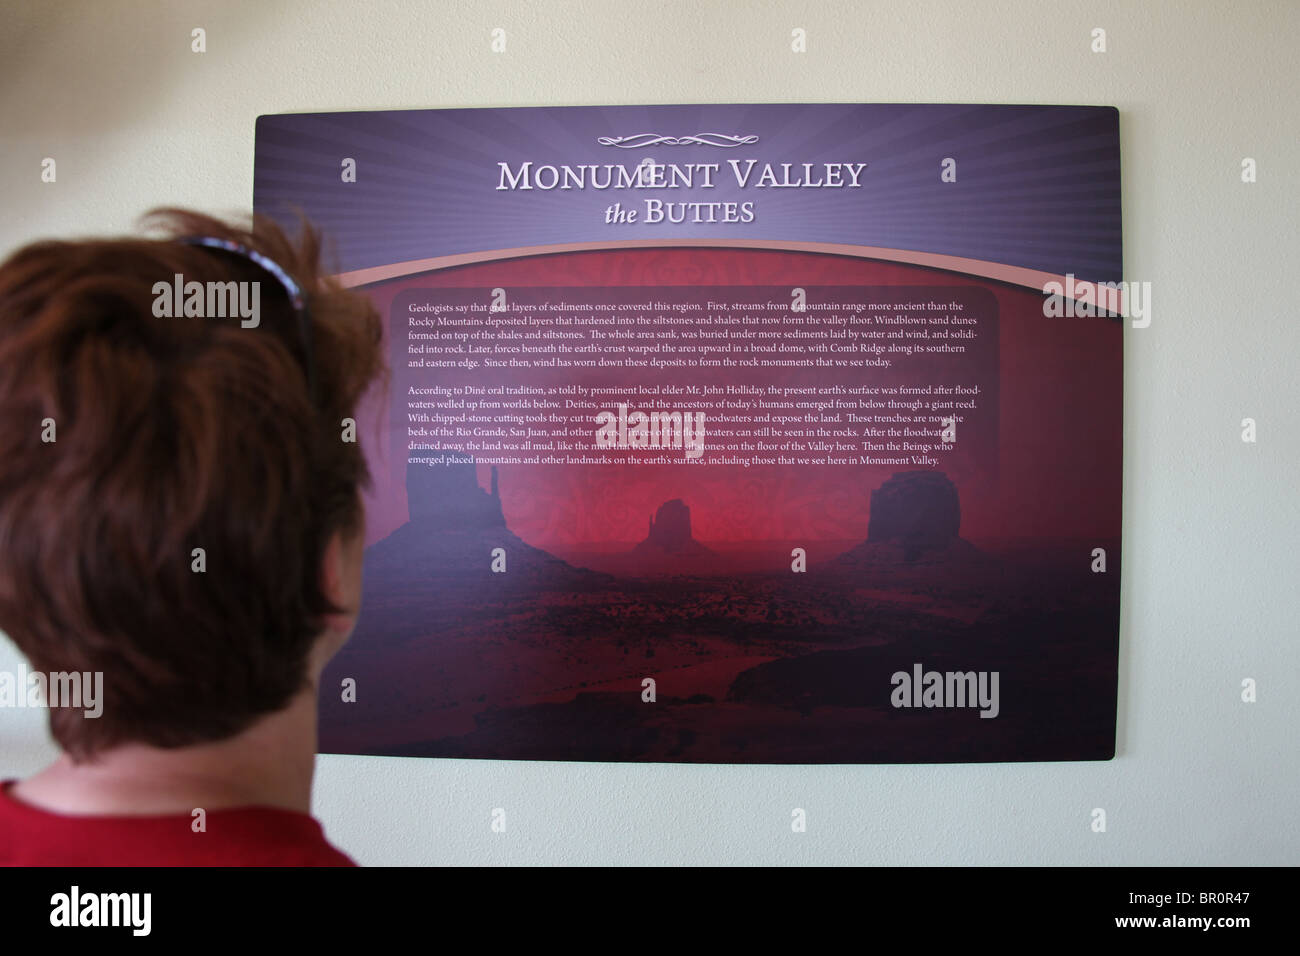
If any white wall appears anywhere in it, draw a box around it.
[2,0,1296,865]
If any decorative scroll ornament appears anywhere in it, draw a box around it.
[597,133,760,148]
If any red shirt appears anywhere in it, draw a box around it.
[0,780,356,866]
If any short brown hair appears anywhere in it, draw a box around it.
[0,208,387,759]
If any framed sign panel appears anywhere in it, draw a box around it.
[255,103,1123,763]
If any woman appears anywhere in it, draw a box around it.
[0,209,386,865]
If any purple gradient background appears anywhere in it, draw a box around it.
[254,103,1121,284]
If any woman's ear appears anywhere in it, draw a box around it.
[315,515,366,665]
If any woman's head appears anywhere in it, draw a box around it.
[0,208,387,761]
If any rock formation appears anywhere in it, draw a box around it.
[833,470,985,568]
[360,455,607,594]
[634,499,711,557]
[405,456,505,531]
[866,470,961,555]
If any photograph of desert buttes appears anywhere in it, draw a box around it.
[319,457,1120,763]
